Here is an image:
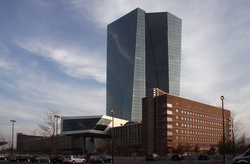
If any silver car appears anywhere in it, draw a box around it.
[63,156,86,164]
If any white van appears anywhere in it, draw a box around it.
[233,148,250,164]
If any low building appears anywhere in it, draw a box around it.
[20,115,128,155]
[113,121,142,156]
[17,92,231,156]
[142,88,231,156]
[17,133,46,153]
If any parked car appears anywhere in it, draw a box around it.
[87,155,102,163]
[233,148,250,163]
[99,155,112,163]
[63,155,86,164]
[171,154,184,161]
[9,156,30,162]
[30,156,50,163]
[0,154,7,160]
[86,155,103,163]
[198,154,209,160]
[39,156,51,163]
[30,156,40,163]
[51,156,64,163]
[145,153,160,161]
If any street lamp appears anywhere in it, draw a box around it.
[54,115,60,136]
[10,119,16,157]
[54,114,60,156]
[110,109,116,164]
[221,95,225,163]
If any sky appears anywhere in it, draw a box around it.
[0,0,250,148]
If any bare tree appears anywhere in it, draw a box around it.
[231,111,246,156]
[31,129,39,136]
[183,143,192,155]
[38,107,61,157]
[236,133,249,154]
[194,144,200,155]
[0,131,8,153]
[38,107,60,136]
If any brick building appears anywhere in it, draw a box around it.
[142,88,231,156]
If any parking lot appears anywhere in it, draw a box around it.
[113,159,233,164]
[0,159,232,164]
[0,158,233,164]
[0,154,234,164]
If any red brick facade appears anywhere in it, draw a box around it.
[142,88,231,156]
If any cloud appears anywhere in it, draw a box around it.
[1,0,250,140]
[16,38,106,83]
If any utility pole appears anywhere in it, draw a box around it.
[10,119,16,157]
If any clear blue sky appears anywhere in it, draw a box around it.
[0,0,250,147]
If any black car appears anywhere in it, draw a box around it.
[51,156,64,163]
[198,154,209,160]
[99,155,112,163]
[30,156,50,163]
[145,153,160,161]
[9,156,30,162]
[171,154,184,161]
[86,155,103,163]
[30,156,40,163]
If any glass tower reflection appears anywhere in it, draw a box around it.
[106,8,181,121]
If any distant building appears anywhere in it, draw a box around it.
[19,115,128,155]
[16,133,46,153]
[142,88,231,156]
[113,121,142,156]
[106,8,182,121]
[61,115,128,138]
[60,115,128,154]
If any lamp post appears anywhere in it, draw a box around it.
[110,109,116,164]
[221,95,225,163]
[10,119,16,157]
[54,114,60,156]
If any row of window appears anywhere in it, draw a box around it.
[176,129,222,137]
[176,143,213,148]
[176,116,222,126]
[176,136,221,142]
[176,123,222,132]
[176,109,222,121]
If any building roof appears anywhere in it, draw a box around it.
[61,115,128,138]
[0,141,7,146]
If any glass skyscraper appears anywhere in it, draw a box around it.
[106,8,182,121]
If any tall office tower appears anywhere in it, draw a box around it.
[106,8,182,121]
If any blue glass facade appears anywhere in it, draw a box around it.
[62,118,111,132]
[106,8,181,121]
[146,12,181,96]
